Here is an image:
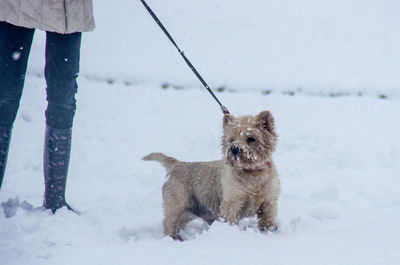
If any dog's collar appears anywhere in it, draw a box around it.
[239,160,271,173]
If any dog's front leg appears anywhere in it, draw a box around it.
[257,201,278,231]
[220,198,244,225]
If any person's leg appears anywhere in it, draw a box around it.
[43,31,82,213]
[0,22,34,190]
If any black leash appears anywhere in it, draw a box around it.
[140,0,230,115]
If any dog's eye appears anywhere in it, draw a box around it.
[247,137,255,143]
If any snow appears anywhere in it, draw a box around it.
[27,0,400,97]
[1,1,400,265]
[1,75,399,265]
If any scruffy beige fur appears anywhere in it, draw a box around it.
[143,111,280,241]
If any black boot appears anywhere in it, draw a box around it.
[0,126,12,190]
[43,125,75,213]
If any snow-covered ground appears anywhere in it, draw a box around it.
[1,1,400,264]
[1,74,399,265]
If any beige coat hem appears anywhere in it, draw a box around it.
[0,0,95,34]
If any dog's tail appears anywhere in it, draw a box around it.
[142,152,179,172]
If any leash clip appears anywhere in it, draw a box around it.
[221,105,230,115]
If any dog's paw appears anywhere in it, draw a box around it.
[169,233,184,241]
[220,213,239,225]
[259,224,279,233]
[220,204,240,225]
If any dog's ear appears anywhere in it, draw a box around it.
[223,114,234,129]
[257,111,276,135]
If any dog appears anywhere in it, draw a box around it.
[143,110,280,241]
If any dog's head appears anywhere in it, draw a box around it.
[221,111,277,171]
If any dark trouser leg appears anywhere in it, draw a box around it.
[43,31,82,213]
[0,126,12,190]
[0,22,34,190]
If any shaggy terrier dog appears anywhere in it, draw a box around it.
[143,111,280,241]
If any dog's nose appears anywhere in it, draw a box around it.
[231,146,239,156]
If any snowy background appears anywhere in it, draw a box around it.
[1,0,400,264]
